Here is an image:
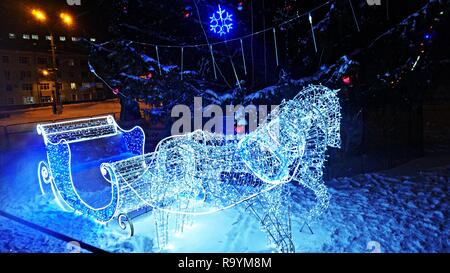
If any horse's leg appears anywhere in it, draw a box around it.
[154,209,170,251]
[245,186,295,253]
[295,126,330,224]
[297,174,330,223]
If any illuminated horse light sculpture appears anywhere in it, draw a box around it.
[37,84,340,253]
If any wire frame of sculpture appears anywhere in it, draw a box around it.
[102,84,341,252]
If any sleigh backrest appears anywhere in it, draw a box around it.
[37,115,119,145]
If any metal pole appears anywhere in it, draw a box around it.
[50,32,62,114]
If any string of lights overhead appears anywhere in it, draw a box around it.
[88,1,333,95]
[97,1,332,49]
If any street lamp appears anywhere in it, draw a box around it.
[41,69,50,77]
[31,9,47,23]
[30,8,75,115]
[60,13,74,27]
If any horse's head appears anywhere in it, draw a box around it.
[238,85,341,184]
[291,85,341,148]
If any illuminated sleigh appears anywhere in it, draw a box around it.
[99,84,341,251]
[37,116,145,227]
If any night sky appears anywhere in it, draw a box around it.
[0,0,110,39]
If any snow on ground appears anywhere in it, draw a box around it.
[0,215,72,253]
[321,169,448,252]
[0,132,448,253]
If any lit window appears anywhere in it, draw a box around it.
[70,83,77,90]
[8,33,16,39]
[41,96,51,103]
[59,36,66,41]
[32,34,39,40]
[22,34,30,40]
[23,97,35,104]
[90,38,96,42]
[68,59,75,66]
[71,37,80,42]
[46,36,52,41]
[39,83,50,91]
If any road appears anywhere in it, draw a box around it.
[0,100,121,127]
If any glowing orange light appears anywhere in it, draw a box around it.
[60,12,74,27]
[31,9,47,23]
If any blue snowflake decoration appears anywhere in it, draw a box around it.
[209,5,233,36]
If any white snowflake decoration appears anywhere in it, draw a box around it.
[210,5,233,36]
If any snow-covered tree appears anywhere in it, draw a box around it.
[88,0,448,135]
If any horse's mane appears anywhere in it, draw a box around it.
[291,85,341,148]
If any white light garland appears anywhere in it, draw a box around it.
[156,45,162,75]
[273,28,279,66]
[209,45,218,79]
[309,13,318,53]
[181,47,184,80]
[240,39,247,75]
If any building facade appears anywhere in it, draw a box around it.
[0,33,107,107]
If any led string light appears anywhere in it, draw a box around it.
[240,39,247,75]
[181,47,184,80]
[88,0,442,105]
[156,45,162,75]
[88,1,332,95]
[273,28,279,66]
[209,45,218,79]
[348,0,361,32]
[37,116,146,224]
[308,13,318,53]
[209,4,233,36]
[193,0,234,88]
[97,1,332,49]
[375,3,443,89]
